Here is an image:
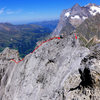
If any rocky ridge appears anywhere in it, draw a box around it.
[0,34,100,100]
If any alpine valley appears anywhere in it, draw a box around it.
[0,20,58,57]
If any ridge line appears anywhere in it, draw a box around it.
[10,37,61,64]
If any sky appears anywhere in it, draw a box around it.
[0,0,100,24]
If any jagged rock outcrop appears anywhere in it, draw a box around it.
[65,43,100,100]
[0,47,20,100]
[0,47,20,83]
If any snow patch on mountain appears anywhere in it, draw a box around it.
[89,5,100,16]
[82,16,88,20]
[65,12,70,17]
[71,15,80,19]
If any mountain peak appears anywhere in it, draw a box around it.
[73,3,81,8]
[72,3,81,11]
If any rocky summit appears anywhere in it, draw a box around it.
[0,34,100,100]
[0,3,100,100]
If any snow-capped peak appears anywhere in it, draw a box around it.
[90,5,100,12]
[89,5,100,16]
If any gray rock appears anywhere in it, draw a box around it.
[0,47,20,100]
[0,35,91,100]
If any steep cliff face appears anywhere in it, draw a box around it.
[52,3,100,36]
[75,14,100,48]
[52,10,75,36]
[76,14,100,40]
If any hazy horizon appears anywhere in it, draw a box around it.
[0,18,59,25]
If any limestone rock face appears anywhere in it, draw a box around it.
[0,47,20,100]
[0,47,19,82]
[64,44,100,100]
[0,36,100,100]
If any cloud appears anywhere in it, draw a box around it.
[6,9,22,15]
[0,7,5,14]
[6,11,14,14]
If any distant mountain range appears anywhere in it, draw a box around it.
[0,23,53,57]
[53,3,100,36]
[31,20,59,30]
